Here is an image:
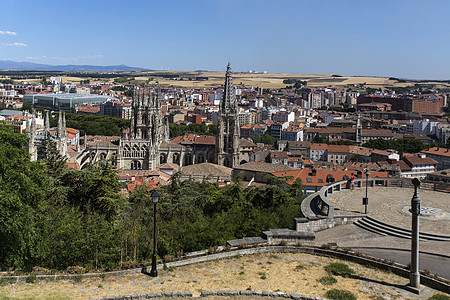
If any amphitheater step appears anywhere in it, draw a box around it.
[355,219,420,240]
[354,221,387,236]
[365,216,450,242]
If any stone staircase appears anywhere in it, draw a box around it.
[355,216,450,242]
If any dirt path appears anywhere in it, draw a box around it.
[1,253,446,299]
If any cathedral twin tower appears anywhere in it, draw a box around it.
[119,63,240,171]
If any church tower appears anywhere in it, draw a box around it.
[119,86,165,170]
[356,112,362,145]
[216,63,240,168]
[56,111,67,156]
[27,112,37,161]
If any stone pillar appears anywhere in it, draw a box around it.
[410,178,421,288]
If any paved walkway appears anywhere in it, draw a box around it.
[327,187,450,234]
[314,224,450,279]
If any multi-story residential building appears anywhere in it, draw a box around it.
[436,125,450,144]
[272,111,295,123]
[348,146,372,163]
[269,122,289,140]
[287,141,311,160]
[238,110,253,127]
[405,119,438,135]
[420,147,450,170]
[240,124,267,139]
[168,110,186,123]
[281,125,304,141]
[100,101,132,119]
[208,93,222,105]
[398,154,438,179]
[327,145,350,165]
[310,143,328,161]
[268,151,288,165]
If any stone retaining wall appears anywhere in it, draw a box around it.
[3,246,448,295]
[85,290,326,300]
[295,215,366,233]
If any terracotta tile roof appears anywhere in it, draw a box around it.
[326,145,350,153]
[403,155,438,166]
[397,160,411,171]
[348,146,372,156]
[271,169,388,187]
[270,151,288,159]
[310,143,328,150]
[361,129,394,136]
[288,141,311,148]
[239,139,257,147]
[234,162,296,173]
[158,163,180,170]
[421,147,450,158]
[171,134,215,145]
[180,162,232,177]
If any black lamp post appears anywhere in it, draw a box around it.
[150,190,160,277]
[363,170,370,214]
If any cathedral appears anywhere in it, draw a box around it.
[28,64,249,171]
[118,86,169,170]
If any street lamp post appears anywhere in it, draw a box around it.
[150,190,160,277]
[410,178,421,288]
[363,170,370,214]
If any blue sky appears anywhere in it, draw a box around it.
[1,0,450,79]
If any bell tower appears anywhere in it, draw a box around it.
[216,63,240,168]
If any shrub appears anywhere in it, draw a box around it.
[295,264,305,271]
[258,272,267,280]
[74,275,83,283]
[32,266,52,275]
[164,255,175,262]
[325,289,357,300]
[26,274,36,284]
[67,266,86,274]
[428,294,450,300]
[318,275,337,285]
[0,277,16,286]
[324,263,356,277]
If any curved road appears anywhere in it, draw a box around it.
[351,247,450,279]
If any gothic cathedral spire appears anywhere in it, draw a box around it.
[216,63,240,168]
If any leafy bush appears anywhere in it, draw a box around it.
[325,289,357,300]
[324,263,356,277]
[74,275,83,283]
[67,266,86,274]
[318,275,337,285]
[0,277,16,286]
[26,274,36,284]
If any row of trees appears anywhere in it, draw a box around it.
[363,138,450,154]
[0,123,305,272]
[169,123,217,138]
[48,113,130,136]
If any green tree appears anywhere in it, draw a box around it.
[253,134,275,145]
[0,123,51,270]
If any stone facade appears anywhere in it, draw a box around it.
[118,86,169,170]
[216,63,240,168]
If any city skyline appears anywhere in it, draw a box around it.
[1,0,450,79]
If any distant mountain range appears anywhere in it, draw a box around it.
[0,60,150,72]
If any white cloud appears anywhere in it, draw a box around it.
[5,42,28,47]
[0,30,17,36]
[25,56,48,60]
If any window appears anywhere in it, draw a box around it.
[306,178,312,183]
[318,179,324,183]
